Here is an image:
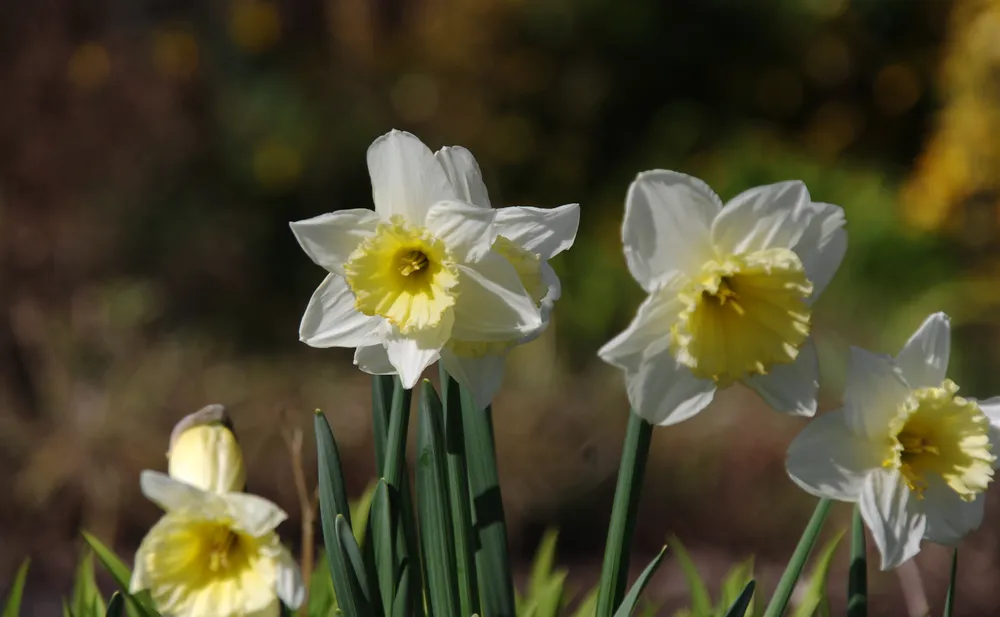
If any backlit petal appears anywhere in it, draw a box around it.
[223,493,289,537]
[598,283,682,373]
[451,253,542,342]
[922,476,985,546]
[441,348,508,410]
[494,203,581,260]
[973,396,1000,469]
[367,130,456,223]
[623,170,720,291]
[425,199,495,263]
[274,545,306,609]
[140,470,217,515]
[844,347,911,440]
[792,201,847,302]
[860,468,926,570]
[744,338,819,416]
[895,312,950,390]
[625,342,716,426]
[299,274,384,348]
[712,181,813,255]
[289,209,380,274]
[386,327,444,389]
[786,408,883,501]
[435,146,491,209]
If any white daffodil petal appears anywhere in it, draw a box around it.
[245,601,282,617]
[386,331,443,389]
[140,470,213,514]
[844,347,911,440]
[299,274,383,348]
[451,253,542,342]
[598,283,681,373]
[922,476,986,546]
[860,468,926,570]
[274,545,306,609]
[786,408,883,501]
[435,146,491,209]
[626,343,716,426]
[223,492,289,537]
[355,344,396,375]
[367,130,457,223]
[537,261,562,321]
[441,348,508,410]
[744,338,819,416]
[793,201,847,302]
[895,312,951,390]
[623,170,720,291]
[974,396,1000,469]
[494,203,582,260]
[289,209,380,274]
[712,181,813,256]
[425,199,495,263]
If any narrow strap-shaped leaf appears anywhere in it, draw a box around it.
[2,558,30,617]
[73,551,106,617]
[762,498,832,617]
[370,479,397,614]
[668,535,711,615]
[791,530,844,617]
[392,563,412,617]
[322,512,372,617]
[596,412,654,617]
[440,367,480,617]
[315,410,353,528]
[81,533,160,617]
[372,375,396,476]
[418,380,461,617]
[723,581,756,617]
[384,378,413,489]
[943,548,958,617]
[847,506,867,617]
[337,515,375,609]
[611,545,667,617]
[106,593,125,617]
[462,392,516,617]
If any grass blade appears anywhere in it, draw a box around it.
[463,392,516,617]
[596,412,654,617]
[372,375,395,475]
[441,367,480,617]
[2,558,29,617]
[106,593,125,617]
[314,410,353,528]
[417,380,461,617]
[847,506,867,617]
[943,549,958,617]
[611,545,667,617]
[73,551,106,617]
[723,581,756,617]
[762,498,832,617]
[792,530,844,617]
[667,535,711,615]
[81,533,160,617]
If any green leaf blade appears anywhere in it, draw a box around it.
[723,581,756,617]
[762,498,832,617]
[106,593,125,617]
[943,548,958,617]
[668,536,712,615]
[2,558,30,617]
[847,507,867,617]
[612,545,667,617]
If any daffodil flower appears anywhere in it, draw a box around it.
[291,130,544,389]
[131,471,305,617]
[786,313,1000,569]
[167,404,246,494]
[351,146,580,407]
[598,172,847,424]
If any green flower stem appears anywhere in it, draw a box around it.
[943,549,958,617]
[595,411,654,617]
[761,498,832,617]
[847,506,867,617]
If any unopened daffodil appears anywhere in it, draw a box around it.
[291,130,547,389]
[786,313,1000,569]
[167,404,246,494]
[599,172,847,424]
[351,146,580,407]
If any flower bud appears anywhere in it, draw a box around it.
[166,404,246,494]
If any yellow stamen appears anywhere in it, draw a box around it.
[670,247,813,386]
[344,216,459,334]
[883,380,995,501]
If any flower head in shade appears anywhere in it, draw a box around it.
[786,313,1000,569]
[167,404,246,494]
[131,471,304,617]
[291,130,545,389]
[351,146,580,408]
[598,172,847,425]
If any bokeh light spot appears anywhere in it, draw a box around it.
[228,0,282,54]
[152,27,200,81]
[804,35,852,88]
[67,43,111,90]
[253,138,302,190]
[874,64,921,115]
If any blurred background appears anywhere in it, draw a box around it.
[3,0,1000,614]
